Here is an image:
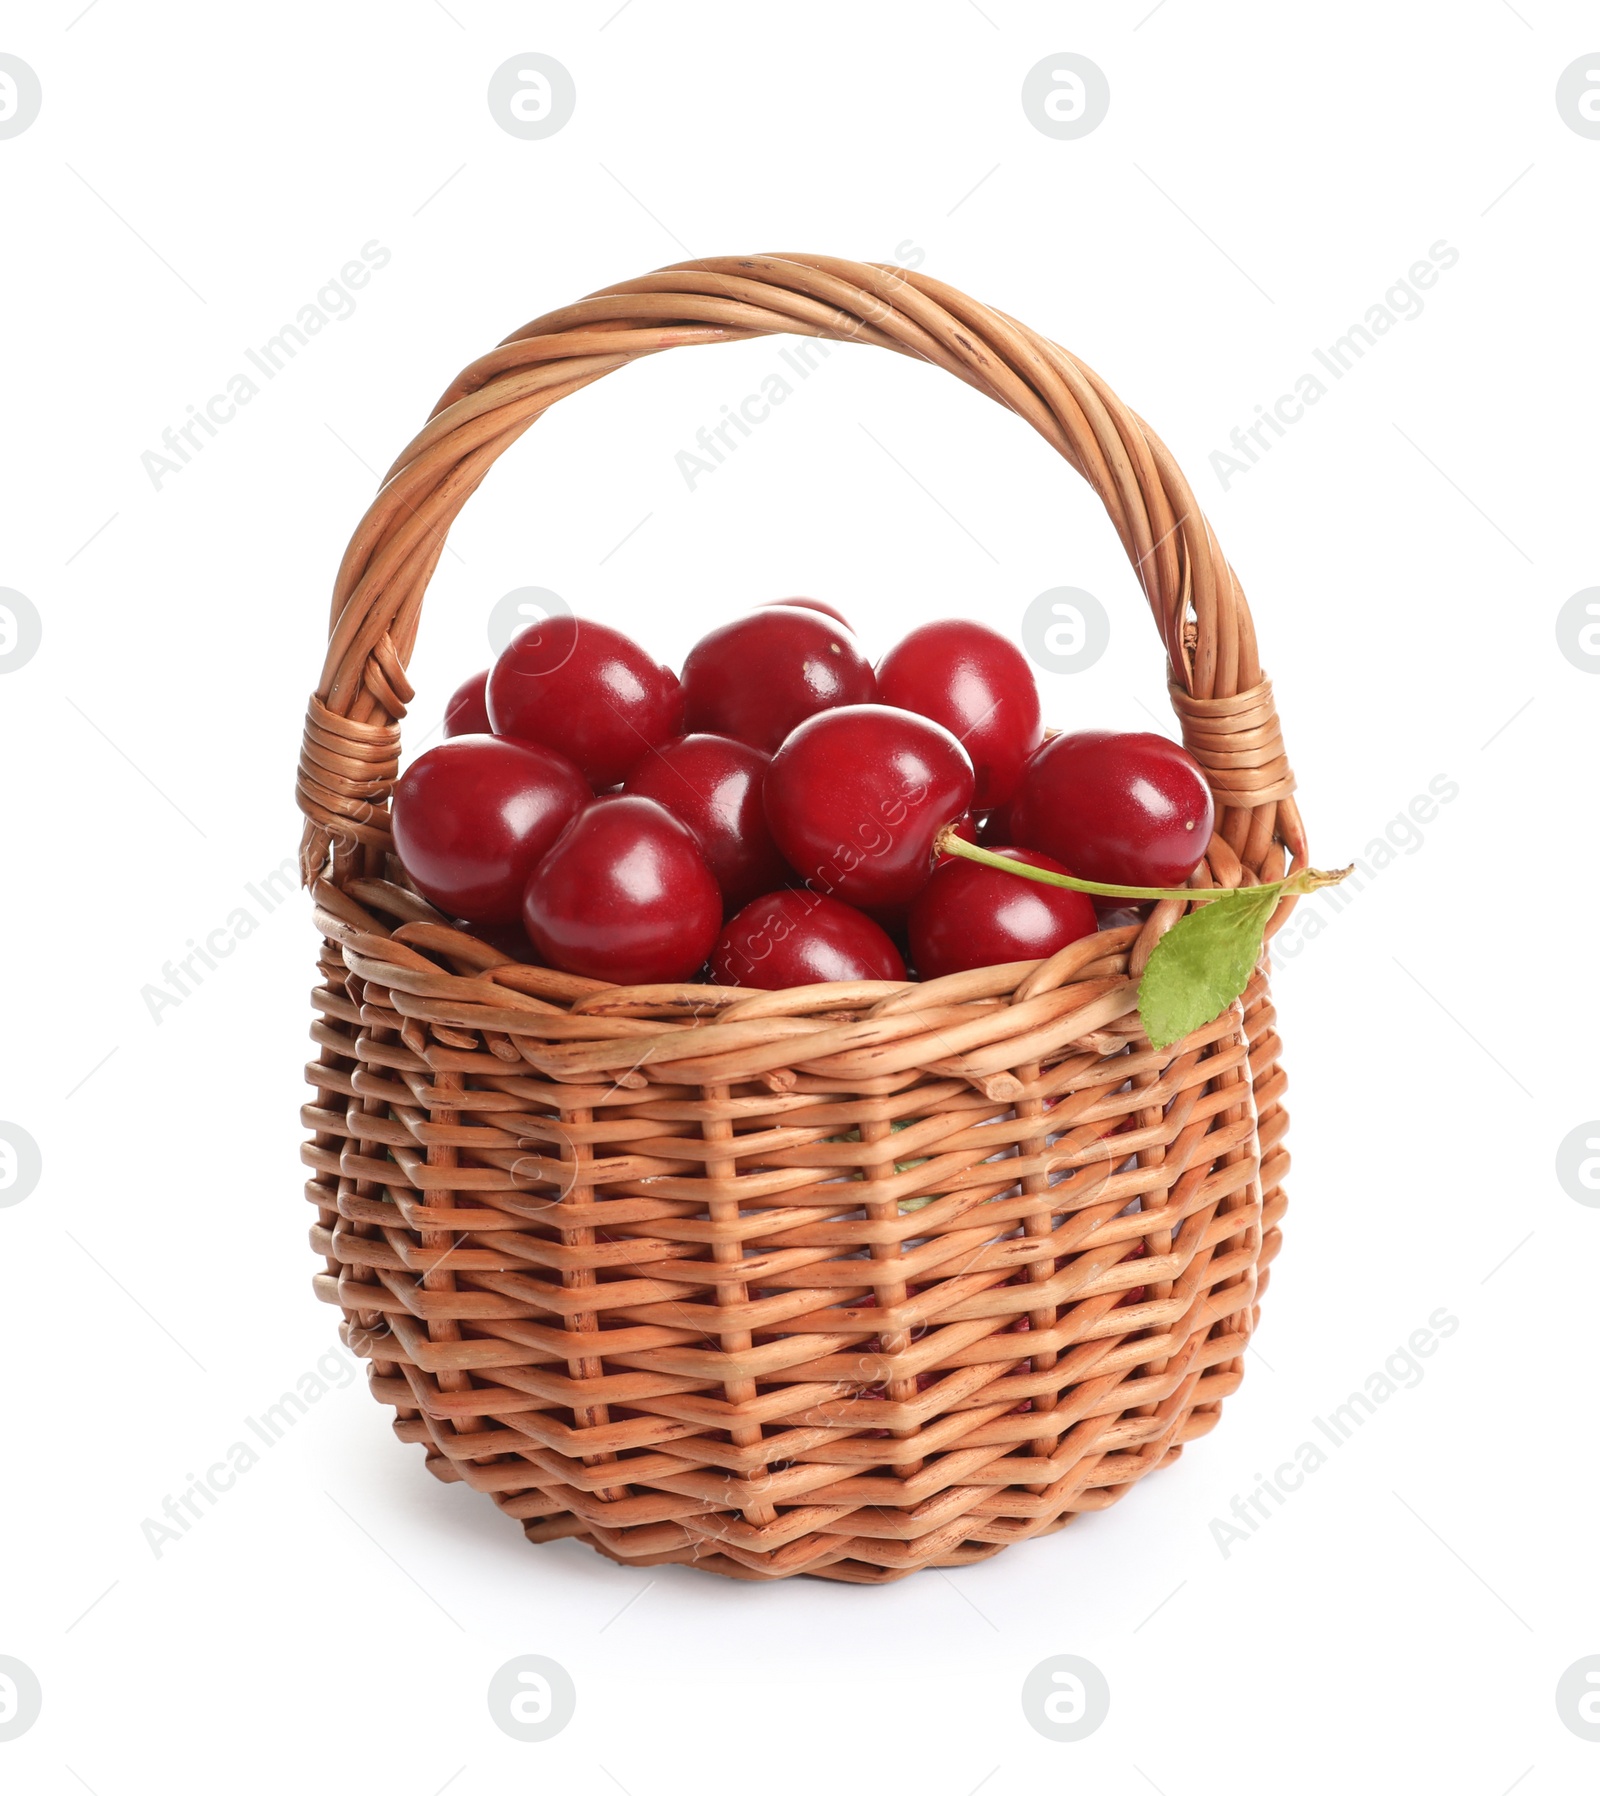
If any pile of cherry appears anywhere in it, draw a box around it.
[392,599,1215,990]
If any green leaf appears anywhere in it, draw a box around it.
[1136,887,1278,1051]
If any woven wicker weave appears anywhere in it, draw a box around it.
[297,255,1307,1583]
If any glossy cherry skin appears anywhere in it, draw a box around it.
[391,735,589,926]
[521,795,721,984]
[883,815,977,927]
[711,890,905,989]
[757,596,853,631]
[876,620,1043,811]
[909,847,1097,980]
[681,606,877,753]
[622,734,792,914]
[487,615,679,787]
[1010,731,1215,889]
[443,669,491,738]
[764,704,975,908]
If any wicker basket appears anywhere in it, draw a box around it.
[297,255,1306,1584]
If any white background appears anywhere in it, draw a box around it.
[2,3,1597,1791]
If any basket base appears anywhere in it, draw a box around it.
[408,1393,1212,1581]
[473,1445,1186,1583]
[527,1515,1067,1584]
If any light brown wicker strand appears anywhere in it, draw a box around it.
[420,1069,493,1451]
[699,1084,779,1527]
[296,256,1302,1580]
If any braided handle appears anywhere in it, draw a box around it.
[297,254,1305,891]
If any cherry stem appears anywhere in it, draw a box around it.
[934,828,1353,905]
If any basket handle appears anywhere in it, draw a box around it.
[296,254,1304,891]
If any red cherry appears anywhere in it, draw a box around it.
[487,615,678,787]
[622,734,792,914]
[757,596,854,631]
[521,794,721,984]
[763,704,975,908]
[443,669,490,738]
[876,620,1043,810]
[711,890,906,989]
[1010,731,1215,888]
[681,607,877,753]
[909,848,1097,980]
[391,736,588,925]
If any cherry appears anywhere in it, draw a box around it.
[711,890,905,988]
[521,794,721,984]
[487,615,679,787]
[622,733,792,913]
[876,620,1042,810]
[1010,731,1215,889]
[909,847,1097,980]
[757,596,853,631]
[391,735,588,925]
[443,669,491,738]
[681,606,877,753]
[763,704,975,908]
[867,819,976,942]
